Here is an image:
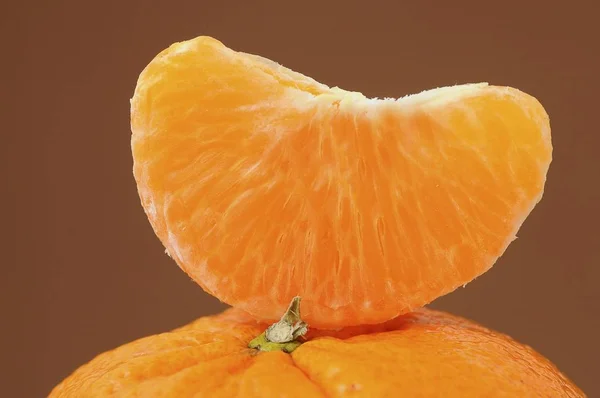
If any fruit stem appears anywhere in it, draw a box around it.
[248,296,308,354]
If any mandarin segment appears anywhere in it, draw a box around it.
[50,308,583,397]
[131,36,552,328]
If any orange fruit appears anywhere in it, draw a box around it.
[130,36,552,329]
[50,306,582,397]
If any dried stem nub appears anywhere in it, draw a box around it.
[248,296,308,354]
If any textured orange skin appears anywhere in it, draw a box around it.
[50,307,583,397]
[131,36,552,329]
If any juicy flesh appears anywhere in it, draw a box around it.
[131,37,551,328]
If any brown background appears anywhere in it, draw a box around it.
[4,1,599,397]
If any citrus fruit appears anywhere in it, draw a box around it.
[130,36,552,329]
[50,304,582,397]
